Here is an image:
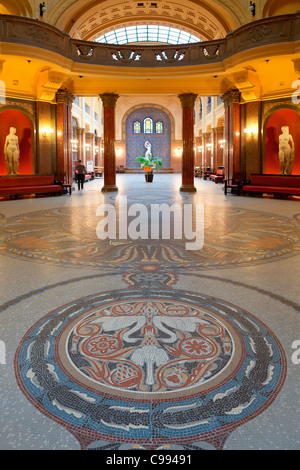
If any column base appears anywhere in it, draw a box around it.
[180,185,197,192]
[101,185,118,192]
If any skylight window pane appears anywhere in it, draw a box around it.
[95,25,201,45]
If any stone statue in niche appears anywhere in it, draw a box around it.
[4,127,20,175]
[144,140,151,158]
[278,126,295,175]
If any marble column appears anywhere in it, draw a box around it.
[85,132,94,163]
[95,136,101,167]
[77,127,85,163]
[221,89,241,180]
[56,89,74,184]
[202,132,211,167]
[213,127,225,168]
[178,93,198,192]
[194,136,202,167]
[99,93,119,192]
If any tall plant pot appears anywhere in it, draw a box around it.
[145,171,154,182]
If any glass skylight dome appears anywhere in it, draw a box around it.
[95,25,201,45]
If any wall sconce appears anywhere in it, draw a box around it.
[71,139,78,151]
[244,127,256,137]
[249,1,256,16]
[198,146,203,152]
[175,147,182,156]
[116,147,123,156]
[40,2,47,16]
[219,139,226,148]
[41,127,53,137]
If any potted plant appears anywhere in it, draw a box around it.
[135,153,162,182]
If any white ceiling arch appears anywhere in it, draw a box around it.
[47,0,246,42]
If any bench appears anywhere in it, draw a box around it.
[0,175,63,197]
[75,171,93,182]
[224,173,246,195]
[243,174,300,197]
[209,168,224,183]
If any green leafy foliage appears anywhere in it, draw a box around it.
[135,154,163,170]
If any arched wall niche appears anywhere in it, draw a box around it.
[125,106,172,169]
[0,0,33,16]
[263,105,300,175]
[122,104,175,142]
[263,0,300,17]
[0,107,35,176]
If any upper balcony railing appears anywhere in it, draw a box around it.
[0,13,299,68]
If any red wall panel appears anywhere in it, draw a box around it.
[0,109,33,175]
[265,109,300,175]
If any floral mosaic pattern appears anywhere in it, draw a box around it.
[1,204,299,271]
[15,288,286,450]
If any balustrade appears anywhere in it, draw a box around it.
[0,13,299,68]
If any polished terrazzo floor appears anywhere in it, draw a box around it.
[0,173,300,450]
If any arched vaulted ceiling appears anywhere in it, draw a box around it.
[0,0,32,16]
[45,0,249,42]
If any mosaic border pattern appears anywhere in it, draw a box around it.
[0,205,299,271]
[15,288,286,450]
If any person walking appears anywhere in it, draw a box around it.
[75,160,86,191]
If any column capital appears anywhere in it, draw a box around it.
[178,93,198,108]
[221,89,241,108]
[99,93,119,108]
[213,126,224,134]
[85,132,95,139]
[56,88,75,108]
[77,127,85,136]
[202,132,212,139]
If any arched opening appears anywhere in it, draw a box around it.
[126,107,171,169]
[0,0,33,16]
[264,108,300,175]
[0,108,34,175]
[263,0,300,17]
[49,0,241,41]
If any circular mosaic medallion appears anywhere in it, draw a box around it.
[15,289,286,449]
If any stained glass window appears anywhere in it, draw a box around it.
[206,97,212,114]
[144,118,153,133]
[156,121,163,133]
[133,121,141,133]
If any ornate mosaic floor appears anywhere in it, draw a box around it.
[0,175,299,450]
[15,287,286,450]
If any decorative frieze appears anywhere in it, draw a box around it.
[0,13,299,69]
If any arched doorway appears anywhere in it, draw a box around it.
[264,108,300,175]
[125,107,171,169]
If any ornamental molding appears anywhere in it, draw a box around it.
[56,88,75,107]
[221,89,241,107]
[99,93,120,108]
[0,13,299,70]
[178,93,198,108]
